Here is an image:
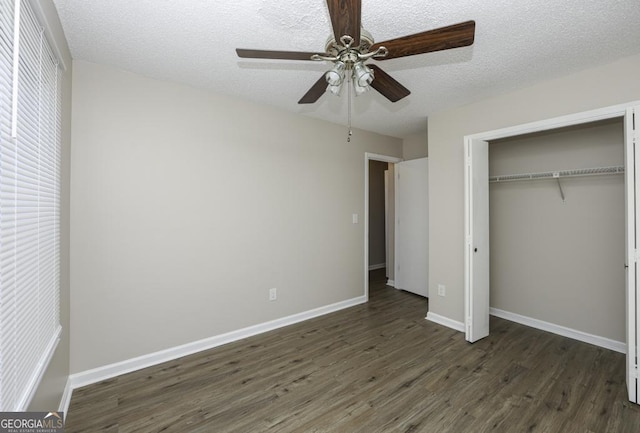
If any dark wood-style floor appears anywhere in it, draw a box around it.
[66,270,640,432]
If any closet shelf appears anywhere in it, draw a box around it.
[489,165,625,183]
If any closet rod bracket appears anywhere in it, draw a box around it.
[553,172,566,203]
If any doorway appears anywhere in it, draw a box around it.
[365,153,429,301]
[368,159,390,276]
[364,153,402,300]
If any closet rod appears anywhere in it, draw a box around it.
[489,165,624,183]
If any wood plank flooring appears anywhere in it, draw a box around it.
[65,270,640,432]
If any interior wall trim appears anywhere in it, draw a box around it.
[425,312,465,332]
[62,295,367,408]
[490,307,626,354]
[368,263,386,271]
[59,377,73,415]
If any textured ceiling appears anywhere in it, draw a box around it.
[52,0,640,139]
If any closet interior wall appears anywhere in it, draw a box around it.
[488,118,625,343]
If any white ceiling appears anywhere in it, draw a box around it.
[52,0,640,139]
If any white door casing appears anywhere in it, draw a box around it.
[625,106,639,403]
[384,170,390,280]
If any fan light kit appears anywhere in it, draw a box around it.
[311,30,388,97]
[237,0,475,138]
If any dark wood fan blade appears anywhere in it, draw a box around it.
[371,20,475,60]
[326,0,361,47]
[236,48,321,61]
[368,65,410,102]
[298,74,328,104]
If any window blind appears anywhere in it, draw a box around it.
[0,0,62,411]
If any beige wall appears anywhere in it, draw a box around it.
[428,52,640,324]
[402,125,428,160]
[489,119,624,341]
[29,1,72,410]
[70,60,402,373]
[368,160,388,267]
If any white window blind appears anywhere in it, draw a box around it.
[0,0,62,411]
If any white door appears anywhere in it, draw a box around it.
[464,139,490,342]
[625,106,639,404]
[395,158,428,297]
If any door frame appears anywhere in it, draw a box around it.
[464,100,640,403]
[365,153,402,300]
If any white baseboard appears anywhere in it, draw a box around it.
[368,263,386,271]
[490,308,626,354]
[425,312,465,333]
[386,279,395,288]
[64,295,367,402]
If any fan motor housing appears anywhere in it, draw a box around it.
[325,28,374,56]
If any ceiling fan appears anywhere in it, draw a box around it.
[236,0,475,104]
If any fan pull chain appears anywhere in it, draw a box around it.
[347,72,353,142]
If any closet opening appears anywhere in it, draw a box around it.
[463,101,640,405]
[488,118,625,353]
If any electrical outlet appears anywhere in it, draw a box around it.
[437,284,446,297]
[269,288,277,301]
